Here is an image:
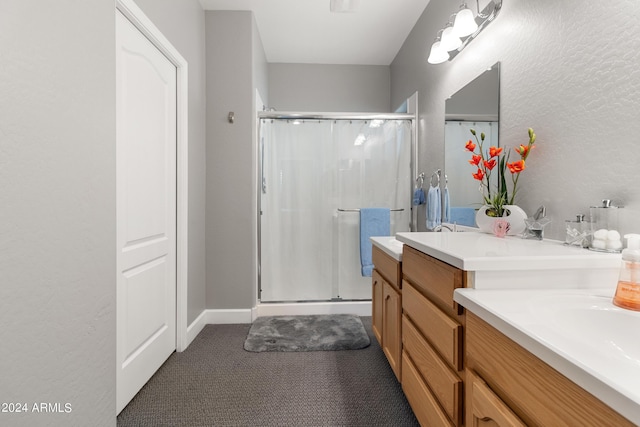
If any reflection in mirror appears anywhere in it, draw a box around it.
[444,62,500,227]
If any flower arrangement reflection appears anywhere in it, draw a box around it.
[466,127,537,217]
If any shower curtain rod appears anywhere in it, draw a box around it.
[258,111,415,121]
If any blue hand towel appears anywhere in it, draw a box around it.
[412,188,425,205]
[359,208,390,277]
[450,207,477,227]
[426,186,441,230]
[443,186,450,223]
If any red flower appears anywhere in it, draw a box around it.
[465,140,476,152]
[472,168,485,181]
[483,159,497,170]
[507,160,526,173]
[469,154,481,166]
[489,146,503,158]
[514,144,529,157]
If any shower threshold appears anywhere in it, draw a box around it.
[252,299,372,319]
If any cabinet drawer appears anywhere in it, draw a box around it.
[402,245,463,313]
[403,281,462,371]
[402,351,454,427]
[466,368,525,427]
[372,245,401,289]
[403,315,462,426]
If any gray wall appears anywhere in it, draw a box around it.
[391,0,640,239]
[0,1,116,425]
[206,11,267,309]
[133,0,207,325]
[269,63,390,111]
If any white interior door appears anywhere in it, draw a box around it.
[116,10,177,414]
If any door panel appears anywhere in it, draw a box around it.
[116,10,177,414]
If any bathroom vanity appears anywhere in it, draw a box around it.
[370,236,404,381]
[372,232,638,427]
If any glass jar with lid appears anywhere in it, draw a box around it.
[565,214,590,247]
[589,199,622,252]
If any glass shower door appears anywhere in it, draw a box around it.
[260,120,335,301]
[334,119,412,300]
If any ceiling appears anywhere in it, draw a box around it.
[199,0,432,65]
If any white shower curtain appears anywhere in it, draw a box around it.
[260,118,412,302]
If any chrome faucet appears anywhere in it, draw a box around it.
[433,223,457,232]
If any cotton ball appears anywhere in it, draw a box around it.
[593,229,608,240]
[591,239,607,250]
[606,239,622,251]
[607,230,621,241]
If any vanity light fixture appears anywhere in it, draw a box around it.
[427,0,502,64]
[427,30,449,65]
[453,3,478,37]
[441,21,463,52]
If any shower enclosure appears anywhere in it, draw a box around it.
[258,113,413,303]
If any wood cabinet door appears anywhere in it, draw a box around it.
[382,281,401,380]
[372,270,383,346]
[466,369,525,427]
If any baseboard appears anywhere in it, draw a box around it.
[205,308,253,324]
[251,301,372,321]
[185,310,208,349]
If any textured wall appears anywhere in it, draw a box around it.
[392,0,640,239]
[268,63,391,112]
[0,1,116,425]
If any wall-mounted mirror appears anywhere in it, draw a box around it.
[444,62,500,227]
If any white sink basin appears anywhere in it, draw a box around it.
[528,293,640,368]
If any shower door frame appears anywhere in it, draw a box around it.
[257,111,416,303]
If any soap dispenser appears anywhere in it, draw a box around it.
[613,234,640,311]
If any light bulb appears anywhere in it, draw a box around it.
[453,5,478,37]
[427,41,449,64]
[441,26,462,51]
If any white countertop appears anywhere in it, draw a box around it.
[455,288,640,425]
[395,232,620,271]
[396,232,621,289]
[370,236,403,261]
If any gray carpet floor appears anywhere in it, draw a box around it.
[117,316,419,426]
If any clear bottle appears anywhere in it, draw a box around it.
[613,234,640,311]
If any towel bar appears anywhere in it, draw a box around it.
[338,208,405,212]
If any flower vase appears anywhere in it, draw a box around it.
[475,205,527,236]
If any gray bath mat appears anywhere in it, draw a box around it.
[243,314,371,352]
